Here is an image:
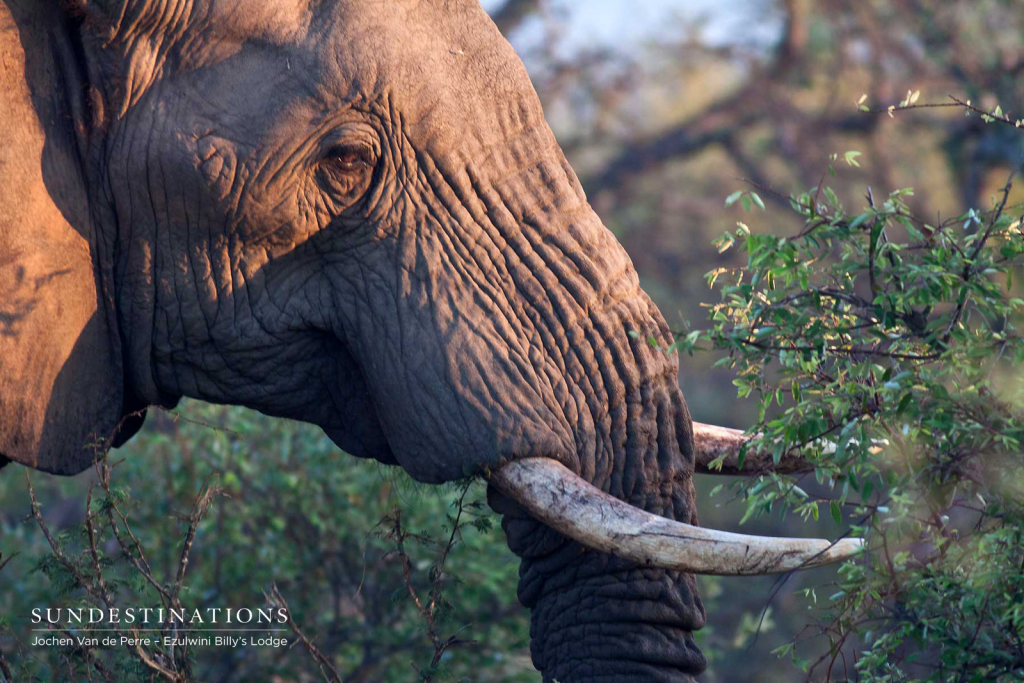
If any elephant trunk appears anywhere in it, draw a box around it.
[467,160,709,679]
[485,285,709,680]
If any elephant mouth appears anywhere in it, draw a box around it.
[323,424,400,467]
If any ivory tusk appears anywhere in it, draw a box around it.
[692,422,815,476]
[490,457,864,576]
[692,422,889,476]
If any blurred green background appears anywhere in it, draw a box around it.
[3,1,1022,680]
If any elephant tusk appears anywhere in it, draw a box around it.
[692,422,815,476]
[692,422,889,476]
[489,457,864,576]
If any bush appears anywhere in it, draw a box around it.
[0,404,535,682]
[676,101,1024,681]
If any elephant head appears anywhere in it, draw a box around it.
[0,1,859,679]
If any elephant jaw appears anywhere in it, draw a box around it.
[489,444,863,576]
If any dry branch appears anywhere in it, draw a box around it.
[25,472,182,682]
[267,583,343,683]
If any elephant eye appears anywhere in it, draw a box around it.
[316,140,378,210]
[323,144,374,173]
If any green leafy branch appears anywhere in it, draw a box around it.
[671,126,1024,680]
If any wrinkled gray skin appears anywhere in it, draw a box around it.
[0,1,706,679]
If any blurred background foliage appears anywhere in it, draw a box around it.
[1,405,536,681]
[3,0,1024,681]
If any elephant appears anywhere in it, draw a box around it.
[0,1,859,680]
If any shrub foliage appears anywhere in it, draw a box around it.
[676,101,1024,681]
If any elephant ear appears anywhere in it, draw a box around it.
[0,3,140,475]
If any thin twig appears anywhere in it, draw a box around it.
[93,456,170,604]
[941,151,1024,344]
[173,478,219,604]
[862,95,1020,129]
[267,583,343,683]
[0,652,13,683]
[25,472,181,682]
[0,551,18,575]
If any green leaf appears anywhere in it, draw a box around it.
[830,501,843,525]
[849,213,871,229]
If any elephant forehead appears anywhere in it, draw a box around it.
[317,0,545,155]
[202,0,316,45]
